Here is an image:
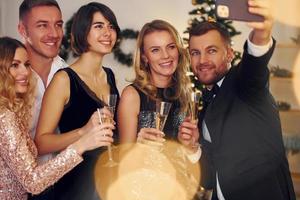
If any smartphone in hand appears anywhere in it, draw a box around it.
[215,0,264,22]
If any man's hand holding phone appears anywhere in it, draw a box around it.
[216,0,273,45]
[247,0,273,45]
[216,0,264,22]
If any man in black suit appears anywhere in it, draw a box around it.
[178,0,296,199]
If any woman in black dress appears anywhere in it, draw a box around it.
[117,20,200,200]
[35,2,120,200]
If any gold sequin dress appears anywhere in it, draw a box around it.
[0,109,83,200]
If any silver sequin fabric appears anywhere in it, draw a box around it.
[0,109,83,200]
[138,108,186,139]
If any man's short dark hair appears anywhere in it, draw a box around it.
[189,21,231,45]
[19,0,61,21]
[71,2,121,56]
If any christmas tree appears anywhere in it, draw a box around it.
[59,15,74,61]
[185,0,242,92]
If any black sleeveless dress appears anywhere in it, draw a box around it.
[131,84,185,140]
[54,67,119,200]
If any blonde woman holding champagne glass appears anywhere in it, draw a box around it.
[118,20,196,144]
[35,2,120,200]
[117,20,200,199]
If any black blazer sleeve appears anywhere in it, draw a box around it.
[237,38,276,97]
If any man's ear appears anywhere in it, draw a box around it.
[227,47,234,63]
[18,22,28,39]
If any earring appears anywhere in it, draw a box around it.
[142,61,149,70]
[143,61,150,68]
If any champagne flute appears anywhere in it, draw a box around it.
[155,101,172,131]
[101,94,118,167]
[189,90,202,121]
[151,101,171,150]
[104,94,118,150]
[188,90,201,148]
[104,94,117,116]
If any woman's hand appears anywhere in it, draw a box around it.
[71,108,115,155]
[137,128,165,145]
[78,108,113,136]
[71,122,115,155]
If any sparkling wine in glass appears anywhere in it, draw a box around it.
[187,90,201,149]
[155,101,172,131]
[105,94,117,117]
[189,91,201,121]
[104,95,118,152]
[101,94,118,167]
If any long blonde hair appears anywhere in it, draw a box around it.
[0,37,35,128]
[133,20,192,112]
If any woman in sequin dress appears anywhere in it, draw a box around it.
[117,20,200,200]
[0,37,114,200]
[34,2,120,200]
